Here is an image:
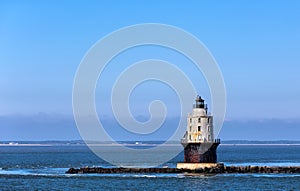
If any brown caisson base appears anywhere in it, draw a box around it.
[183,142,220,163]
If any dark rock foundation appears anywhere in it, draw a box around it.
[66,164,300,174]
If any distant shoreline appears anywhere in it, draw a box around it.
[220,143,300,146]
[1,143,300,147]
[0,144,53,146]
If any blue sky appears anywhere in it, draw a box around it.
[1,1,300,140]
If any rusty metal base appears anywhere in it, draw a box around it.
[183,142,220,163]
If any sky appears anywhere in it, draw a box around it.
[0,1,300,141]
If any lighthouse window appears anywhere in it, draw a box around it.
[198,126,201,131]
[198,118,201,123]
[208,118,210,123]
[189,126,192,132]
[190,118,192,123]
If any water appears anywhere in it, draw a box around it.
[1,145,300,190]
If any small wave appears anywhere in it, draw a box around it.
[79,173,182,178]
[0,168,183,178]
[0,169,31,176]
[252,174,300,178]
[0,168,68,176]
[133,174,157,178]
[223,162,300,167]
[220,173,300,178]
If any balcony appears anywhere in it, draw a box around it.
[181,136,221,144]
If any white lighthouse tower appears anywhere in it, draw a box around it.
[177,95,220,169]
[184,95,214,143]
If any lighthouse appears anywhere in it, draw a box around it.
[177,95,220,169]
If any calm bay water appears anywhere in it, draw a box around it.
[1,145,300,190]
